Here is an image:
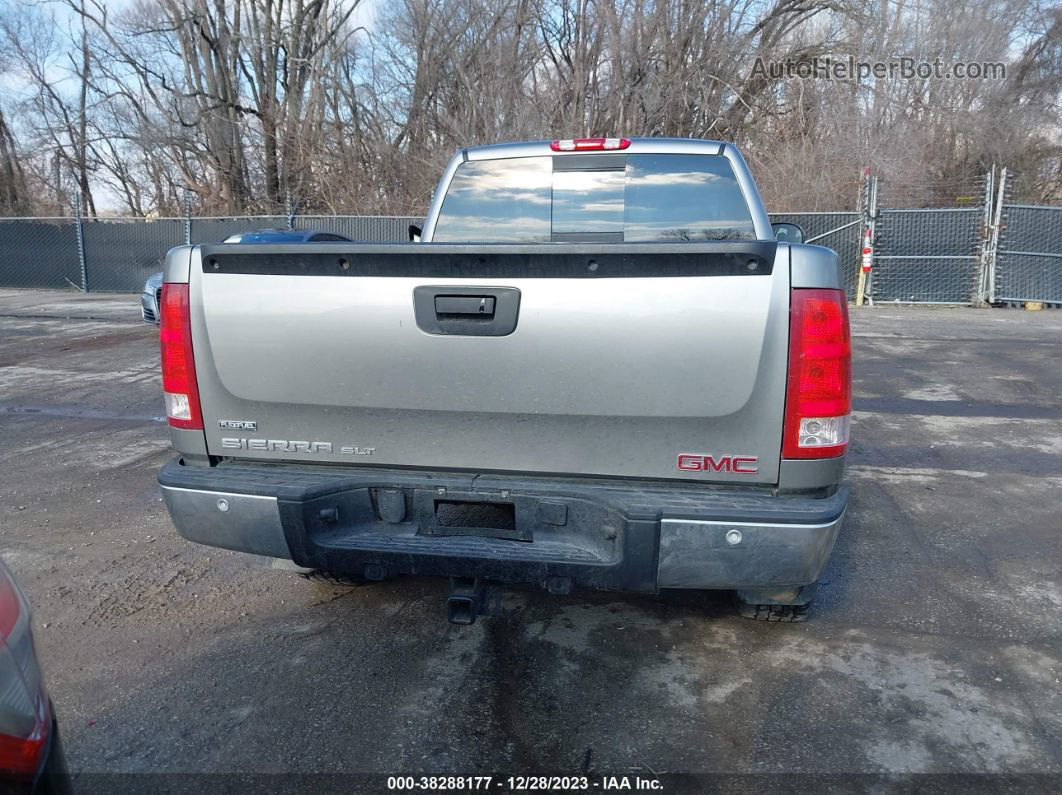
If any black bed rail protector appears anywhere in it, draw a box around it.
[197,241,777,279]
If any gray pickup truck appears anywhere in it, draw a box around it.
[157,137,851,623]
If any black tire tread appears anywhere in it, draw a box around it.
[299,570,370,587]
[737,601,810,622]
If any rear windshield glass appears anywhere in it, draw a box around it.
[432,158,552,243]
[433,153,757,242]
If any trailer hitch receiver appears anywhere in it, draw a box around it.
[447,577,501,625]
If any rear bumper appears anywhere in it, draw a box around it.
[158,459,847,593]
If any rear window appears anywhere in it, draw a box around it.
[432,158,552,243]
[433,153,757,242]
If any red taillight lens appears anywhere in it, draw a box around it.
[550,137,630,152]
[160,283,203,430]
[783,289,851,459]
[0,700,48,781]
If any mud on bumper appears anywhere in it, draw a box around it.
[158,458,847,594]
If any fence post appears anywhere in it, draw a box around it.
[975,168,994,306]
[866,176,878,306]
[855,169,877,306]
[987,168,1008,304]
[975,166,1007,306]
[184,189,192,245]
[74,191,88,292]
[286,190,295,229]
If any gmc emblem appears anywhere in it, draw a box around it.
[676,454,759,474]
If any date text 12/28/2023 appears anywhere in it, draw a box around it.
[386,775,664,791]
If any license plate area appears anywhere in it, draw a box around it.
[297,485,623,566]
[427,499,527,541]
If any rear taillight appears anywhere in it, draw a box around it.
[0,699,48,782]
[0,564,49,781]
[160,283,203,430]
[550,138,630,152]
[783,289,851,459]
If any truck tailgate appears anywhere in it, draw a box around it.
[189,242,790,484]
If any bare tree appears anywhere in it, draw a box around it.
[0,0,1057,215]
[0,107,30,214]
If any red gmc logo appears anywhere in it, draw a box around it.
[676,454,759,474]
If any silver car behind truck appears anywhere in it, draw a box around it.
[156,138,851,623]
[140,272,164,324]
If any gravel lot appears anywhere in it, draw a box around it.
[1,288,1060,790]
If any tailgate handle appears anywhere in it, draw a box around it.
[413,286,520,337]
[435,295,495,317]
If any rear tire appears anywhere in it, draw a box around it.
[736,601,810,622]
[299,570,373,587]
[735,582,816,622]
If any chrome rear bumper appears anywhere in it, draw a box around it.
[160,458,846,593]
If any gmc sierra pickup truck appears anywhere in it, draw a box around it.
[157,137,850,623]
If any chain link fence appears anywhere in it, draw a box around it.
[0,219,81,289]
[0,215,423,293]
[870,208,983,303]
[81,218,186,292]
[292,215,421,242]
[0,203,1057,303]
[189,216,290,246]
[0,211,866,295]
[993,205,1062,304]
[768,212,861,296]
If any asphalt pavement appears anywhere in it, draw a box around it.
[1,288,1060,791]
